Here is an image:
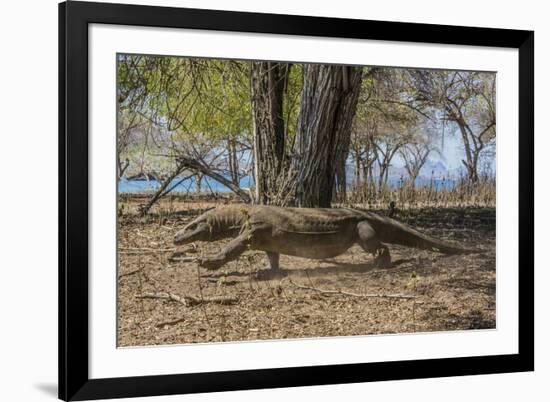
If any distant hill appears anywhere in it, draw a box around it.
[343,158,465,184]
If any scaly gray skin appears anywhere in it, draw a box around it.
[173,205,478,271]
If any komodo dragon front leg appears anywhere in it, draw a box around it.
[198,224,281,273]
[356,221,392,268]
[198,230,254,270]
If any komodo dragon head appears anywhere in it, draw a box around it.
[173,205,250,245]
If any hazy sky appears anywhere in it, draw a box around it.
[392,128,494,173]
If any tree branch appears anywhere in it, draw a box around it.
[176,155,252,203]
[138,291,238,307]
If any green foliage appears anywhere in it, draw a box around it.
[117,55,253,150]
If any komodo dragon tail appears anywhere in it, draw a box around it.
[358,211,480,254]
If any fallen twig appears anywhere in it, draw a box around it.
[118,268,141,278]
[284,277,416,300]
[119,247,175,255]
[168,256,198,263]
[156,316,186,328]
[139,291,238,307]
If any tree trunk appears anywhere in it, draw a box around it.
[118,158,129,179]
[361,160,368,199]
[290,65,362,207]
[250,62,288,204]
[450,109,484,185]
[195,173,202,193]
[353,150,361,192]
[335,158,347,202]
[227,138,239,185]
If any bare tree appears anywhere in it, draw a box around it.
[373,132,408,190]
[406,70,496,183]
[399,141,431,188]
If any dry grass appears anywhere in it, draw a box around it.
[117,197,495,347]
[343,175,496,209]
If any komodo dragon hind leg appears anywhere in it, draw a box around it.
[373,246,391,268]
[254,251,285,280]
[198,230,253,270]
[266,252,280,271]
[356,221,392,268]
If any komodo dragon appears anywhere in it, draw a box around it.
[173,205,477,271]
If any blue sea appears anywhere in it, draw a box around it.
[118,175,460,194]
[119,176,253,194]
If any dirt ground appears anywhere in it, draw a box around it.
[117,196,496,347]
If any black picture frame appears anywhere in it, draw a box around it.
[59,1,534,400]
